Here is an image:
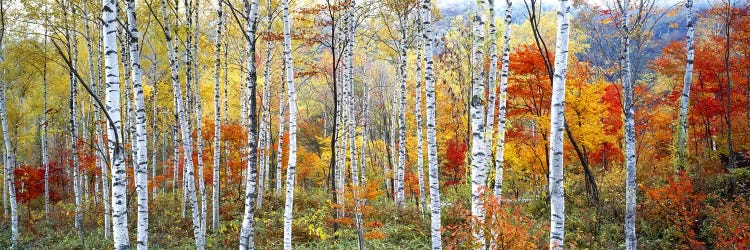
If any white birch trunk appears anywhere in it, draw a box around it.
[212,0,224,232]
[414,6,427,217]
[620,0,637,249]
[494,0,512,199]
[470,6,487,248]
[42,25,50,223]
[69,15,83,236]
[281,0,299,246]
[484,0,498,176]
[548,0,571,248]
[257,40,273,208]
[103,0,130,247]
[151,58,158,198]
[126,0,150,247]
[239,0,260,248]
[275,79,286,193]
[0,51,18,249]
[97,31,111,240]
[676,0,695,171]
[422,0,442,247]
[396,37,407,208]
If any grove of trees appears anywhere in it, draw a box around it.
[0,0,747,249]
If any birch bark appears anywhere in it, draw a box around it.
[494,0,512,199]
[281,0,299,246]
[103,0,130,247]
[469,6,487,248]
[548,0,572,248]
[675,0,695,171]
[421,0,442,247]
[126,0,150,247]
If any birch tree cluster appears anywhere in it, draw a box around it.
[0,0,746,249]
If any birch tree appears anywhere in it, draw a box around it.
[212,0,224,232]
[422,0,442,248]
[548,0,572,248]
[414,3,427,217]
[97,29,111,240]
[275,78,286,193]
[469,4,487,248]
[494,0,512,199]
[675,0,696,171]
[103,0,130,247]
[239,0,261,248]
[126,0,150,247]
[484,0,497,174]
[617,0,637,248]
[281,0,299,246]
[395,26,407,209]
[67,5,83,237]
[42,15,50,222]
[0,8,17,242]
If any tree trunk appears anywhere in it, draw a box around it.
[422,0,442,247]
[103,0,130,247]
[42,22,50,223]
[494,0,512,199]
[470,5,487,248]
[0,46,18,249]
[675,0,695,172]
[212,0,224,233]
[97,29,111,240]
[126,0,150,247]
[281,0,299,246]
[68,8,83,239]
[276,78,286,193]
[549,0,572,249]
[239,0,260,248]
[396,35,407,208]
[257,39,273,209]
[414,5,427,217]
[619,0,637,249]
[191,2,208,240]
[485,0,498,182]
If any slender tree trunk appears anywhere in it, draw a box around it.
[42,22,50,223]
[257,39,273,208]
[469,5,487,248]
[212,0,224,233]
[549,0,572,249]
[0,47,18,249]
[396,35,407,208]
[619,0,637,249]
[414,5,427,217]
[239,0,260,248]
[422,0,442,248]
[675,0,695,171]
[103,0,130,247]
[485,0,498,182]
[191,3,208,240]
[344,2,364,249]
[97,30,111,240]
[68,8,84,240]
[126,0,150,247]
[276,79,286,193]
[724,2,734,171]
[281,0,299,246]
[151,62,158,199]
[494,0,512,199]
